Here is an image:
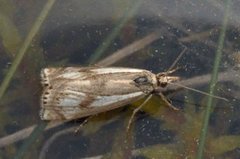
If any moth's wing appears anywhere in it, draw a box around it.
[40,67,150,120]
[41,67,92,86]
[40,88,145,120]
[40,67,146,120]
[40,88,87,120]
[40,67,90,120]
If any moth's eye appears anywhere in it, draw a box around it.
[134,76,149,85]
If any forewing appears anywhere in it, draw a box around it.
[41,91,144,120]
[40,67,151,120]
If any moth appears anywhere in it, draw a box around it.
[40,67,180,121]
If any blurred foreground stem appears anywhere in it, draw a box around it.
[196,0,231,159]
[0,0,56,101]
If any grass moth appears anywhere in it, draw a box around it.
[40,67,180,121]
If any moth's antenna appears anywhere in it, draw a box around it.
[162,45,228,101]
[168,82,228,102]
[167,45,187,72]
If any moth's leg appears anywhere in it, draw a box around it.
[157,93,179,110]
[127,94,153,132]
[74,116,93,133]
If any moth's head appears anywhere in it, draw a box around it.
[156,72,180,88]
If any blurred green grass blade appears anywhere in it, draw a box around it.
[0,0,56,101]
[88,0,143,64]
[196,1,231,159]
[0,0,57,158]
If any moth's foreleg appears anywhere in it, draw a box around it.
[126,94,153,132]
[157,93,179,110]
